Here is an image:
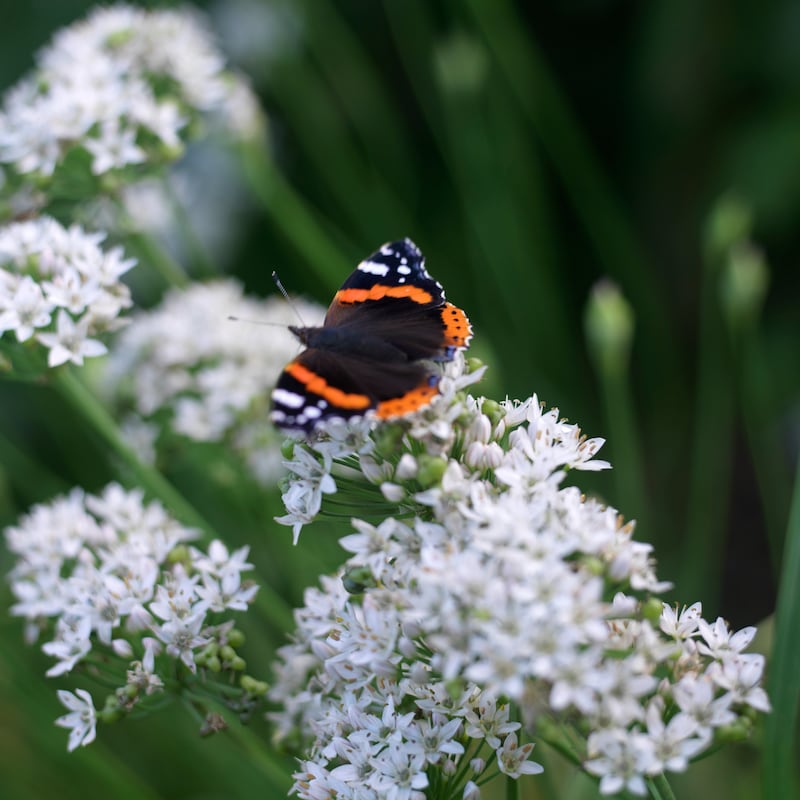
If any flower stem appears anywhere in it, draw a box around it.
[161,176,218,279]
[112,197,191,288]
[763,461,800,799]
[54,367,211,534]
[680,238,736,606]
[505,773,518,800]
[184,692,291,792]
[646,773,677,800]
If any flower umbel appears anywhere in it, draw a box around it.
[270,355,770,798]
[0,216,135,370]
[5,483,266,749]
[0,4,263,188]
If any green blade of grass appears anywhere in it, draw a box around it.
[762,463,800,799]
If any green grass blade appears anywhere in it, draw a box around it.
[762,464,800,799]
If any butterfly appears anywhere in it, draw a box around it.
[270,238,472,433]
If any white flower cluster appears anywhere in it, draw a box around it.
[0,216,135,367]
[270,355,770,798]
[5,483,260,751]
[102,279,324,483]
[0,4,263,182]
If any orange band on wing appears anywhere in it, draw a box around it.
[440,303,472,348]
[375,381,439,419]
[286,362,372,410]
[335,285,434,305]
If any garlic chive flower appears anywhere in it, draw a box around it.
[100,280,324,484]
[5,483,264,749]
[270,353,770,798]
[0,4,263,190]
[0,216,135,369]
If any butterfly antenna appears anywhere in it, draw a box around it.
[227,315,285,327]
[272,270,307,327]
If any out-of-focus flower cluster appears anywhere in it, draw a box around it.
[0,216,135,368]
[270,354,770,799]
[100,279,324,483]
[0,4,263,191]
[5,483,265,751]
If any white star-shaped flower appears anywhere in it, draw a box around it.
[55,688,97,751]
[37,309,107,367]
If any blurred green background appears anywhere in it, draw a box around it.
[1,1,798,798]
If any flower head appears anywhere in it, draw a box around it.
[5,483,261,749]
[0,217,134,369]
[270,355,770,797]
[0,5,264,185]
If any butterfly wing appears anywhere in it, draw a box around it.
[271,347,437,431]
[325,238,471,360]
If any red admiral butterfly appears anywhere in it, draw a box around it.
[271,238,472,433]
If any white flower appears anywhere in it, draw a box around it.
[671,675,736,735]
[153,610,209,672]
[585,728,657,796]
[643,697,707,773]
[707,654,772,712]
[463,696,520,750]
[496,733,543,778]
[37,309,107,367]
[368,746,429,800]
[42,615,92,677]
[0,275,53,340]
[402,715,464,764]
[660,602,702,640]
[697,617,756,660]
[55,689,97,751]
[85,119,147,174]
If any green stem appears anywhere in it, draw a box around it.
[185,693,291,792]
[113,198,190,288]
[734,327,789,576]
[596,360,650,541]
[161,177,218,279]
[646,772,677,800]
[54,367,212,535]
[679,253,735,608]
[235,141,353,289]
[763,463,800,799]
[51,367,294,631]
[505,772,518,800]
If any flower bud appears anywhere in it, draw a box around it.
[380,482,405,503]
[416,454,448,487]
[395,453,419,480]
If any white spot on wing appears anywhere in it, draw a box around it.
[397,265,411,275]
[358,260,390,277]
[272,388,306,409]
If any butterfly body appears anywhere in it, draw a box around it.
[271,238,471,433]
